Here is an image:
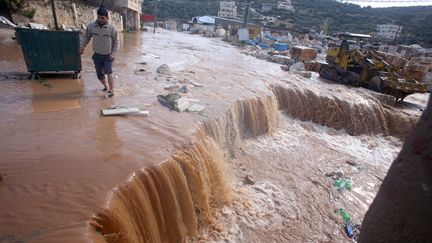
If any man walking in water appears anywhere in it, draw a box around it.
[80,6,119,98]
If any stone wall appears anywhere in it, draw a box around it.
[11,0,123,31]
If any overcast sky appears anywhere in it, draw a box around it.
[345,1,432,8]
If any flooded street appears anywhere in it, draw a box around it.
[0,28,429,242]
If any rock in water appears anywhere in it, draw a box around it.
[157,64,171,75]
[244,174,255,185]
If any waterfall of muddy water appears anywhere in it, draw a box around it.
[271,82,420,138]
[203,95,278,155]
[89,135,228,243]
[89,96,279,242]
[0,27,429,242]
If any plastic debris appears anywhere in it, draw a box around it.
[344,223,354,238]
[258,43,270,49]
[243,39,256,46]
[273,42,288,51]
[334,178,344,188]
[339,208,351,222]
[187,79,203,87]
[334,177,352,191]
[142,53,160,58]
[101,106,149,116]
[344,179,352,190]
[352,224,361,241]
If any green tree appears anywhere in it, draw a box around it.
[0,0,26,22]
[0,0,25,9]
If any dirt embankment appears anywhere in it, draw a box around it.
[9,0,123,31]
[360,95,432,242]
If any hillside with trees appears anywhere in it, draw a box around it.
[142,0,218,21]
[286,0,432,47]
[141,0,432,47]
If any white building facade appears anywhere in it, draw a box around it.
[218,1,237,19]
[261,3,273,12]
[113,0,143,31]
[375,24,402,40]
[277,0,294,11]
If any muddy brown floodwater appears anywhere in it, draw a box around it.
[0,28,429,243]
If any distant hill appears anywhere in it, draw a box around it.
[142,0,218,21]
[287,0,432,47]
[142,0,432,47]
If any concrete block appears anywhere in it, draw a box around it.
[291,46,317,61]
[270,55,295,65]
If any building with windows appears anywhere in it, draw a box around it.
[277,0,294,11]
[261,3,274,12]
[113,0,143,31]
[375,24,402,40]
[218,1,237,19]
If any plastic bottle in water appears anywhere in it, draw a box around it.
[339,208,351,222]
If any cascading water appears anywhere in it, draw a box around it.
[89,96,278,243]
[88,82,420,242]
[271,83,418,138]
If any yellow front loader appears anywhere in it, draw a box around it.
[319,41,430,101]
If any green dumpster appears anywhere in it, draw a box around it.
[15,27,82,79]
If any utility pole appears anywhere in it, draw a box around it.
[153,1,158,33]
[242,0,250,28]
[392,24,402,45]
[321,18,329,36]
[50,0,59,30]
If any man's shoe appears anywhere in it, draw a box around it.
[102,87,108,92]
[105,91,114,98]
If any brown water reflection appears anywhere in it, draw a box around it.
[31,78,84,112]
[95,113,122,162]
